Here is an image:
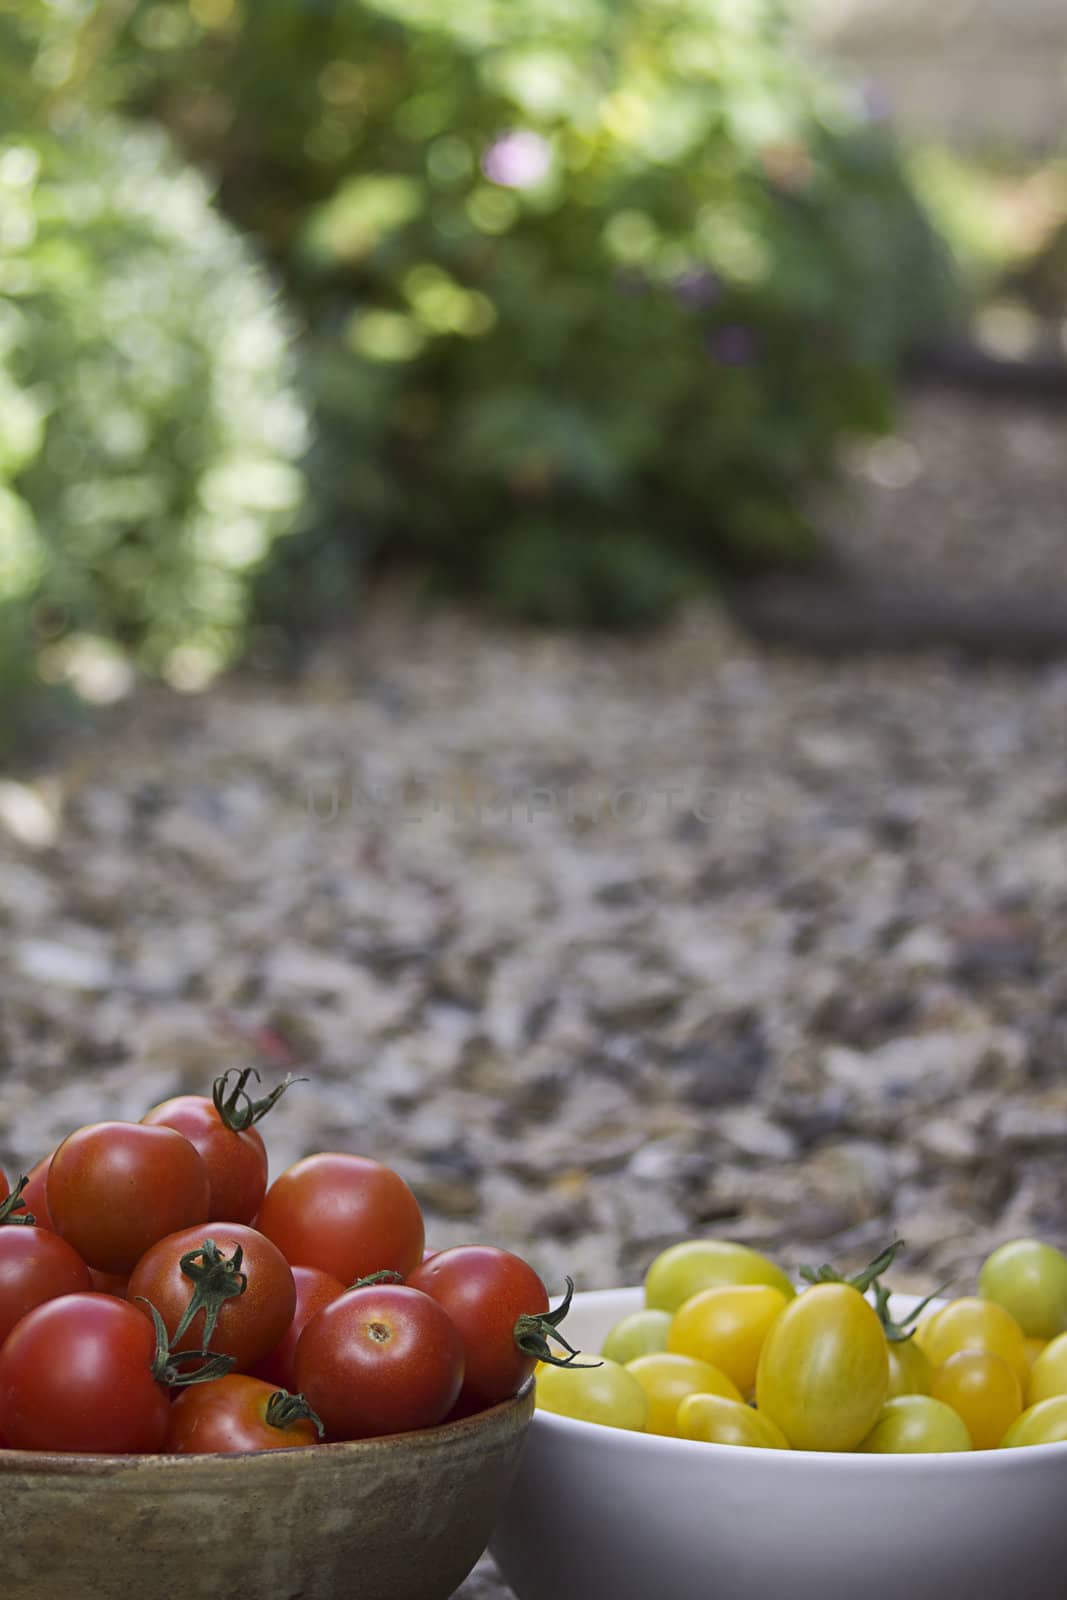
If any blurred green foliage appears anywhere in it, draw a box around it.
[110,0,953,625]
[0,0,954,717]
[0,108,306,723]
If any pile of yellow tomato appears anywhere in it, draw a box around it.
[535,1237,1067,1452]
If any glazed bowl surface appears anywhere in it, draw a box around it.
[491,1287,1067,1600]
[0,1384,534,1600]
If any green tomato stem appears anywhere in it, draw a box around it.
[799,1239,907,1295]
[871,1277,952,1343]
[138,1296,237,1388]
[172,1237,248,1349]
[514,1276,601,1370]
[349,1269,405,1290]
[0,1174,35,1227]
[212,1066,305,1134]
[266,1389,325,1438]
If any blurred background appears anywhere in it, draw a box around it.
[1,4,1067,1581]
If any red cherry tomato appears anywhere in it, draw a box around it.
[48,1123,210,1274]
[0,1293,171,1453]
[251,1265,346,1391]
[0,1168,7,1205]
[88,1268,128,1298]
[408,1246,559,1408]
[295,1284,464,1440]
[0,1226,91,1346]
[166,1374,321,1454]
[256,1153,424,1283]
[142,1070,295,1225]
[21,1155,54,1230]
[128,1223,295,1371]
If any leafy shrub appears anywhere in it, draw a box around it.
[105,0,954,624]
[0,112,307,718]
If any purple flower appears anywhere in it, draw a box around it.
[705,324,760,366]
[481,130,552,190]
[674,267,722,310]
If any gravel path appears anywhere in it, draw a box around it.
[2,394,1066,1598]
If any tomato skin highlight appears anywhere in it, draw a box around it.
[256,1153,425,1284]
[251,1264,346,1391]
[0,1227,92,1346]
[128,1223,295,1372]
[0,1293,170,1453]
[143,1094,269,1225]
[47,1123,211,1275]
[295,1284,464,1440]
[755,1283,889,1451]
[166,1374,319,1454]
[407,1246,549,1407]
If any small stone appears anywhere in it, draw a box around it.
[994,1102,1067,1151]
[915,1117,981,1166]
[714,1107,797,1162]
[14,938,112,992]
[951,912,1042,981]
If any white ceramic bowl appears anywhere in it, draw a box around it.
[491,1287,1067,1600]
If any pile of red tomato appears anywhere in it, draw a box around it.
[537,1236,1067,1452]
[0,1071,573,1455]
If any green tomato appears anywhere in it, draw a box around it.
[645,1240,795,1315]
[755,1283,888,1451]
[979,1239,1067,1341]
[677,1392,790,1449]
[535,1355,647,1431]
[859,1395,972,1453]
[999,1396,1067,1449]
[601,1309,672,1365]
[886,1337,932,1399]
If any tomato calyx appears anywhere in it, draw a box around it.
[513,1276,598,1371]
[0,1174,35,1227]
[349,1269,405,1290]
[266,1389,325,1439]
[870,1277,950,1345]
[211,1067,304,1135]
[800,1239,907,1296]
[137,1296,237,1389]
[173,1237,249,1349]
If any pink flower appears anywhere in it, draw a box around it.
[481,130,552,190]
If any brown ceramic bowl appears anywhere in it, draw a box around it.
[0,1385,534,1600]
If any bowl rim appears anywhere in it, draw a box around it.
[0,1381,534,1472]
[537,1285,1067,1467]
